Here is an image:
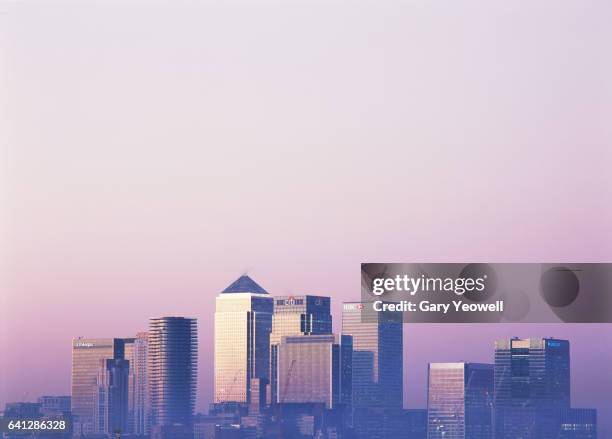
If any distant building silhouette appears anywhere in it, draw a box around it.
[37,396,71,417]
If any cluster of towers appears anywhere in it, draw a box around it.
[71,320,197,438]
[213,275,402,413]
[65,274,598,439]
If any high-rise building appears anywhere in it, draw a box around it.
[427,362,494,439]
[341,302,403,409]
[128,331,150,435]
[270,295,332,403]
[214,275,273,404]
[494,337,570,409]
[276,334,352,409]
[71,338,125,434]
[494,338,570,439]
[94,358,130,435]
[148,317,198,427]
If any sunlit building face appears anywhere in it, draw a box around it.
[277,334,352,409]
[270,295,332,403]
[214,275,273,404]
[427,362,494,439]
[71,338,125,435]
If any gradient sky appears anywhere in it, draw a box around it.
[1,0,611,435]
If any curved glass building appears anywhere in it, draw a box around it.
[148,317,198,427]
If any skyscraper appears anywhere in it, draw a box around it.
[494,337,571,438]
[494,337,570,409]
[71,338,125,435]
[276,334,352,409]
[214,275,273,404]
[341,302,403,409]
[270,295,332,403]
[94,358,130,435]
[148,317,198,428]
[427,362,494,439]
[124,332,150,435]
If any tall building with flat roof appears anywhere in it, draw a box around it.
[494,337,570,409]
[276,334,352,409]
[214,275,273,404]
[130,331,150,435]
[148,317,198,427]
[71,338,125,434]
[341,302,403,409]
[270,295,332,403]
[94,358,130,435]
[494,337,571,438]
[427,362,494,439]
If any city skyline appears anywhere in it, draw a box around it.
[3,0,612,435]
[3,275,609,435]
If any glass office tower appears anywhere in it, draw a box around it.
[427,362,494,439]
[276,334,352,409]
[494,338,571,439]
[71,338,125,435]
[341,302,403,409]
[270,295,332,403]
[148,317,198,427]
[214,275,273,404]
[94,358,130,435]
[133,332,150,435]
[123,332,149,435]
[494,337,570,408]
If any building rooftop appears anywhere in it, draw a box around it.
[222,275,268,294]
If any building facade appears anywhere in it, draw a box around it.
[270,295,332,403]
[214,275,273,405]
[148,317,198,427]
[341,302,403,409]
[276,334,352,409]
[494,338,571,439]
[494,337,570,409]
[427,362,494,439]
[71,338,125,435]
[94,358,130,435]
[124,331,149,435]
[37,396,71,416]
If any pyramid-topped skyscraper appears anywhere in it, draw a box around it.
[214,275,273,405]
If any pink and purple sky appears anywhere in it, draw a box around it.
[1,0,611,434]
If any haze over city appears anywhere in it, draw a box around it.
[1,0,611,436]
